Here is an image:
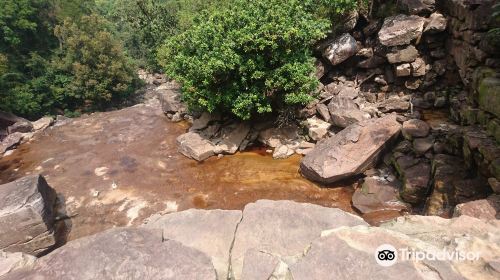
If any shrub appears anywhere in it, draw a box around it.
[158,0,356,120]
[50,14,139,112]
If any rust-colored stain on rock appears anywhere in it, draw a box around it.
[0,105,355,241]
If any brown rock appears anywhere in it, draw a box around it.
[402,119,430,139]
[352,177,409,214]
[395,63,411,77]
[386,45,419,64]
[300,115,401,183]
[378,15,426,46]
[453,195,500,220]
[424,12,447,33]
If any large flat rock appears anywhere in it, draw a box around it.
[143,209,242,279]
[2,228,217,280]
[300,115,401,184]
[230,200,367,279]
[0,251,35,278]
[0,175,56,256]
[378,15,426,46]
[290,226,463,280]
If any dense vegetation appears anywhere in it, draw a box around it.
[1,0,357,120]
[159,0,357,120]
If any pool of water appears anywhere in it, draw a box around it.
[0,104,357,241]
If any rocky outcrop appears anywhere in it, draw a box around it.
[0,251,35,278]
[352,177,410,214]
[2,228,217,280]
[230,200,367,280]
[454,194,500,220]
[143,209,242,279]
[378,15,426,46]
[0,175,57,256]
[300,115,401,183]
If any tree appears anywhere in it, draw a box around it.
[158,0,357,120]
[49,14,139,112]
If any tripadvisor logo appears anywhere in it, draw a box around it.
[375,244,480,267]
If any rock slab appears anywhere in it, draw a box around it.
[143,209,242,280]
[0,175,57,256]
[2,228,217,280]
[300,115,401,184]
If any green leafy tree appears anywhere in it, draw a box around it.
[49,14,139,112]
[158,0,356,120]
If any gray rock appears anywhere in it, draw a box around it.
[241,249,281,280]
[322,33,357,65]
[411,57,426,77]
[352,177,409,214]
[399,161,431,205]
[143,209,242,280]
[413,136,434,155]
[305,117,331,141]
[231,200,367,280]
[398,0,436,15]
[381,215,500,280]
[258,125,300,149]
[328,96,370,128]
[0,251,36,278]
[0,133,23,154]
[214,123,250,154]
[316,103,331,123]
[378,15,426,46]
[424,12,447,33]
[0,175,56,256]
[7,121,33,134]
[190,112,221,131]
[395,63,411,77]
[402,119,430,139]
[387,45,419,64]
[377,97,410,113]
[157,87,187,114]
[176,132,215,161]
[300,115,401,183]
[290,226,462,280]
[453,194,500,220]
[272,144,296,159]
[32,117,53,131]
[2,228,217,280]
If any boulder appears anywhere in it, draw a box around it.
[315,60,325,80]
[300,115,401,184]
[157,87,187,115]
[412,136,434,155]
[316,103,331,123]
[0,133,23,155]
[190,112,221,131]
[272,144,296,159]
[386,45,419,64]
[0,111,24,131]
[377,97,410,113]
[424,12,447,33]
[398,161,431,205]
[322,33,357,66]
[305,117,331,141]
[378,15,426,46]
[214,123,250,154]
[7,121,33,134]
[328,96,370,128]
[143,209,242,280]
[395,63,411,77]
[258,125,300,149]
[230,200,367,280]
[411,57,426,77]
[0,251,36,278]
[2,228,217,280]
[453,194,500,220]
[32,117,54,131]
[402,119,430,139]
[0,175,57,256]
[352,177,409,214]
[398,0,435,15]
[357,55,386,69]
[176,132,215,161]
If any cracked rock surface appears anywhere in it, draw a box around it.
[0,175,57,256]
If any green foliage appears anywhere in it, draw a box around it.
[49,14,139,112]
[486,3,500,50]
[159,0,356,120]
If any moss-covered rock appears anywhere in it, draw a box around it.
[478,77,500,118]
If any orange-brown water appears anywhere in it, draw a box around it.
[0,104,358,241]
